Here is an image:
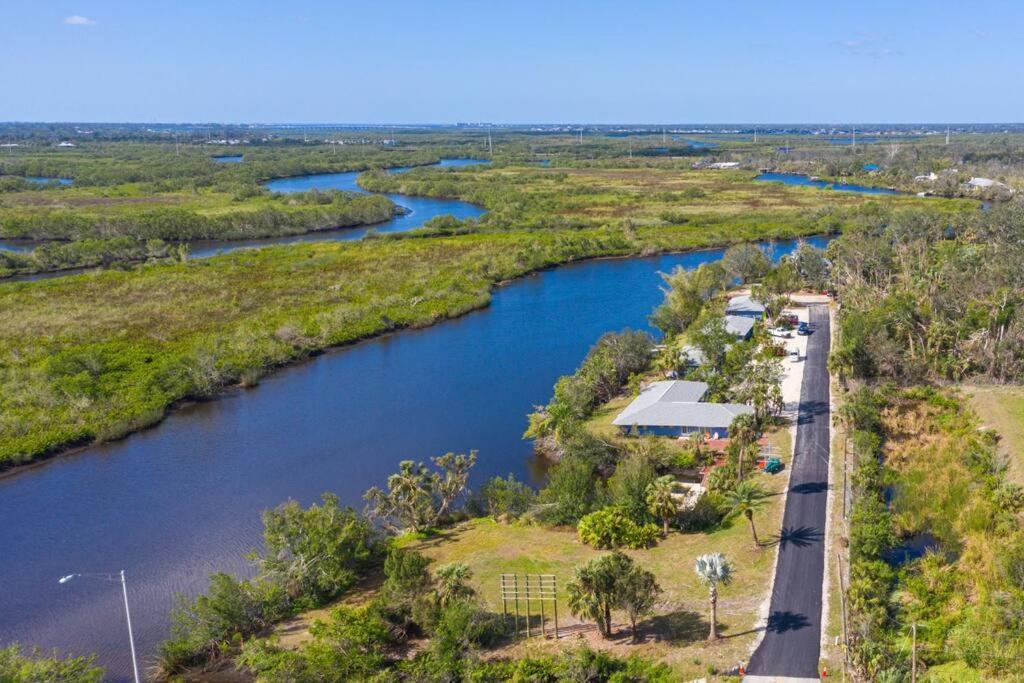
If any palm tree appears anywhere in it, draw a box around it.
[434,562,474,607]
[694,552,732,640]
[726,480,769,549]
[565,562,612,637]
[728,413,759,481]
[645,476,678,536]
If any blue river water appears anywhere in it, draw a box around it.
[13,176,74,185]
[189,159,490,257]
[755,172,901,195]
[211,155,244,163]
[0,235,827,679]
[0,160,489,260]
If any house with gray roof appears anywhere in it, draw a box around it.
[724,314,755,340]
[613,380,753,438]
[726,294,766,319]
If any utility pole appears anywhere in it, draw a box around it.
[852,127,856,151]
[174,133,179,156]
[753,127,758,144]
[946,126,950,145]
[628,137,632,159]
[487,128,493,156]
[662,127,666,144]
[578,127,583,145]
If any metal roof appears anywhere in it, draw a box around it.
[725,314,756,338]
[613,380,752,429]
[726,294,766,315]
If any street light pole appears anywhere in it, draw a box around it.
[120,570,141,683]
[59,571,141,683]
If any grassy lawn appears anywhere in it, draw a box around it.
[396,426,793,679]
[962,385,1024,486]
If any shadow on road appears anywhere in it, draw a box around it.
[765,610,811,633]
[796,399,830,424]
[790,481,828,495]
[763,525,824,549]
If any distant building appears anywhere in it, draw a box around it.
[56,141,76,148]
[612,380,753,437]
[967,177,1009,190]
[914,172,938,182]
[707,161,740,169]
[724,314,756,340]
[726,294,766,319]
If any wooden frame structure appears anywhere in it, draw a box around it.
[499,573,559,639]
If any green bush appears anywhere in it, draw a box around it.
[577,507,660,549]
[539,455,607,525]
[676,492,727,532]
[469,474,537,520]
[0,645,103,683]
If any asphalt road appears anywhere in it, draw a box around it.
[746,304,831,680]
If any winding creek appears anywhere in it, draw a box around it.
[0,231,828,679]
[0,159,490,271]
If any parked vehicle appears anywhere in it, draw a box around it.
[797,322,812,335]
[769,327,792,338]
[779,314,799,327]
[788,348,800,362]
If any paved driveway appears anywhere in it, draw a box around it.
[746,304,831,680]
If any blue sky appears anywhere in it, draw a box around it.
[2,1,1020,123]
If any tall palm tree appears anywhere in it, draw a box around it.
[694,552,732,640]
[729,413,760,481]
[645,476,678,536]
[726,480,769,549]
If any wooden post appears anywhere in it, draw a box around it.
[552,576,559,639]
[525,575,531,638]
[539,575,546,637]
[513,575,520,638]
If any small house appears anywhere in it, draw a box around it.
[725,294,766,319]
[724,314,755,340]
[612,380,753,437]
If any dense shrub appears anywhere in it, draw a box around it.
[468,474,537,520]
[538,455,607,526]
[577,507,660,549]
[0,645,103,683]
[675,492,728,532]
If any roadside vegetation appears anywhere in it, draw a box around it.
[828,198,1024,680]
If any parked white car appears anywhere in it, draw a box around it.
[769,327,792,338]
[788,348,800,363]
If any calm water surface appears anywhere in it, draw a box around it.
[211,155,244,163]
[755,172,901,195]
[190,160,488,257]
[0,161,489,262]
[0,236,827,679]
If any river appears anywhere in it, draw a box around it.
[0,159,490,278]
[755,172,901,195]
[0,234,828,679]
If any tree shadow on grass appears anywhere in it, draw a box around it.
[636,609,709,645]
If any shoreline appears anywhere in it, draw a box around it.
[0,229,832,479]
